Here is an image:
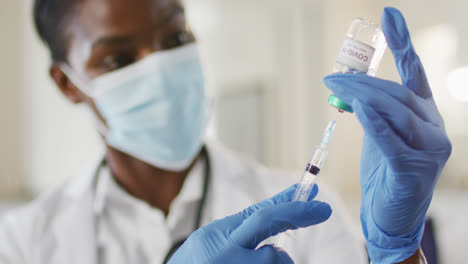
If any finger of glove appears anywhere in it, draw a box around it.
[213,245,294,264]
[324,74,436,124]
[241,184,319,218]
[323,75,445,150]
[254,245,294,264]
[231,201,332,249]
[352,102,407,158]
[225,184,319,230]
[381,7,432,98]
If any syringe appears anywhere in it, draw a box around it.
[275,120,336,248]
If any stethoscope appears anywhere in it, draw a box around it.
[92,147,211,264]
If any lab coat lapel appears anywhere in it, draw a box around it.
[52,194,97,263]
[51,159,102,264]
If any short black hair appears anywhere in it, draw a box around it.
[33,0,81,63]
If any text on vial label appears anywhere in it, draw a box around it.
[336,38,376,73]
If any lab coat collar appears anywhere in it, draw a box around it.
[59,140,240,234]
[51,193,97,264]
[62,140,235,201]
[91,146,206,224]
[53,145,209,263]
[63,148,106,199]
[51,167,100,264]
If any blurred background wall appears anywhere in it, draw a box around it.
[1,0,24,200]
[1,0,468,262]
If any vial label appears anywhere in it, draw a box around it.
[336,38,375,73]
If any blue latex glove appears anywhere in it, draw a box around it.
[168,184,332,264]
[323,7,452,264]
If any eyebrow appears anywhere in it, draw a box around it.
[90,6,184,51]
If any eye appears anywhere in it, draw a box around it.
[163,31,194,50]
[101,53,136,72]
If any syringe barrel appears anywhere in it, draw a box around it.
[291,172,317,202]
[275,148,326,248]
[309,146,328,170]
[289,146,328,202]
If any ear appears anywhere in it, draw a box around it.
[49,64,87,104]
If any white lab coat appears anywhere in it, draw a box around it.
[0,141,367,264]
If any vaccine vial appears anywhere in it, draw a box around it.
[328,18,387,113]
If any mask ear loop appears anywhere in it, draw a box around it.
[58,63,110,138]
[58,63,93,95]
[91,113,110,138]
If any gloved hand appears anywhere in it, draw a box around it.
[323,7,452,264]
[168,184,332,264]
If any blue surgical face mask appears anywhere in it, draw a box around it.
[62,44,211,171]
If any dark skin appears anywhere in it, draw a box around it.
[398,249,424,264]
[49,0,197,216]
[47,0,424,262]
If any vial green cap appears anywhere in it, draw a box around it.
[328,94,354,113]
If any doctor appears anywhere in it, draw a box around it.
[0,0,450,263]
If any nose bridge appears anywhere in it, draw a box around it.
[138,47,155,60]
[136,33,162,60]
